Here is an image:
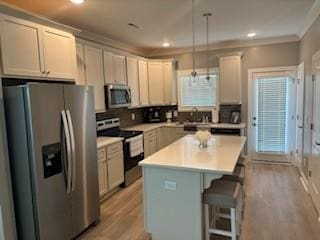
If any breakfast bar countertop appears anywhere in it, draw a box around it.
[139,135,246,174]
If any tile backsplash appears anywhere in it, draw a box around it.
[219,104,241,123]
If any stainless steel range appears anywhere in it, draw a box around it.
[97,118,144,186]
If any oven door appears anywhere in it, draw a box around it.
[105,85,131,108]
[123,139,144,172]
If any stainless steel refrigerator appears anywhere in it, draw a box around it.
[4,83,100,240]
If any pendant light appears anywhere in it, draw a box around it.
[191,0,197,79]
[203,13,212,81]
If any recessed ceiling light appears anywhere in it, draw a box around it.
[70,0,84,4]
[162,42,170,48]
[248,32,256,38]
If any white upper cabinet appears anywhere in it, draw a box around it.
[84,45,105,112]
[103,51,115,84]
[163,61,177,105]
[219,55,242,104]
[126,57,140,107]
[148,61,164,105]
[75,43,86,85]
[113,55,127,85]
[138,60,149,106]
[0,14,76,80]
[103,52,127,85]
[0,15,44,77]
[42,27,76,79]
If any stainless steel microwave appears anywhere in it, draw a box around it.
[105,84,131,108]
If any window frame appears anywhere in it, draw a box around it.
[177,68,219,112]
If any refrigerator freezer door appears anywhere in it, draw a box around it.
[25,84,73,240]
[63,85,100,236]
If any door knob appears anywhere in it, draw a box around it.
[253,117,257,120]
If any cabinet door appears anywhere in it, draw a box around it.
[113,55,127,85]
[127,57,140,107]
[98,160,108,197]
[219,56,241,104]
[107,151,124,190]
[103,51,115,84]
[0,15,44,77]
[84,46,105,112]
[138,60,149,106]
[148,61,164,105]
[42,27,76,80]
[163,61,174,105]
[75,43,86,85]
[149,136,157,155]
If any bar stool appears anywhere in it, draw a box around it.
[236,156,247,167]
[203,180,242,240]
[221,166,245,185]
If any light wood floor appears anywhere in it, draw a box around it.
[79,163,320,240]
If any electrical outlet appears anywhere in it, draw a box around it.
[131,113,135,120]
[164,180,177,191]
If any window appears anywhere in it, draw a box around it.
[178,69,218,111]
[256,76,290,154]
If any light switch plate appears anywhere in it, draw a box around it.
[131,113,135,120]
[164,180,177,191]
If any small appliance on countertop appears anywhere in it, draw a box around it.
[144,107,164,123]
[97,117,144,186]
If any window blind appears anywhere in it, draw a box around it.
[256,77,289,154]
[180,73,217,107]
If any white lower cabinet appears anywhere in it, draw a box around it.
[97,142,124,199]
[97,148,109,197]
[107,151,124,190]
[144,130,158,158]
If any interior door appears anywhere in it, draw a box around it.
[251,71,296,162]
[63,85,100,236]
[295,63,305,170]
[26,84,72,240]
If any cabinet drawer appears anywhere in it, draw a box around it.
[107,142,122,155]
[144,130,157,139]
[97,148,106,161]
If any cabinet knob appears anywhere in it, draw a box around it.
[42,71,46,74]
[47,71,50,75]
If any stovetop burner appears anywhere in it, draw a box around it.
[96,117,143,139]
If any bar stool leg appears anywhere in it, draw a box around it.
[230,208,237,240]
[204,204,210,240]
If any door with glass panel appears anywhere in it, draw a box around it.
[252,72,296,162]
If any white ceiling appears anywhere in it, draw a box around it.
[2,0,316,53]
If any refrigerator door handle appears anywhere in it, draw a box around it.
[62,110,72,194]
[66,110,76,192]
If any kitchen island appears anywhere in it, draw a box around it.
[139,135,246,240]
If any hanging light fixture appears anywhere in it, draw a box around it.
[203,13,212,81]
[191,0,197,79]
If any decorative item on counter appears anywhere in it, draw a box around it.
[230,110,241,124]
[212,107,219,123]
[194,130,211,148]
[166,111,173,123]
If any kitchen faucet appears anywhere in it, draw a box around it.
[191,107,199,122]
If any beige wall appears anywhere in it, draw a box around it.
[299,14,320,177]
[156,42,300,122]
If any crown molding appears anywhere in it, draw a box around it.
[146,35,300,57]
[299,0,320,38]
[77,30,148,56]
[0,2,81,34]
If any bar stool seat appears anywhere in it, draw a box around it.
[203,180,242,240]
[221,166,245,185]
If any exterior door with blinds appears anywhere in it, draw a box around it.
[252,72,295,162]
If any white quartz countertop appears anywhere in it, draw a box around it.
[97,137,123,149]
[139,135,246,174]
[125,122,246,132]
